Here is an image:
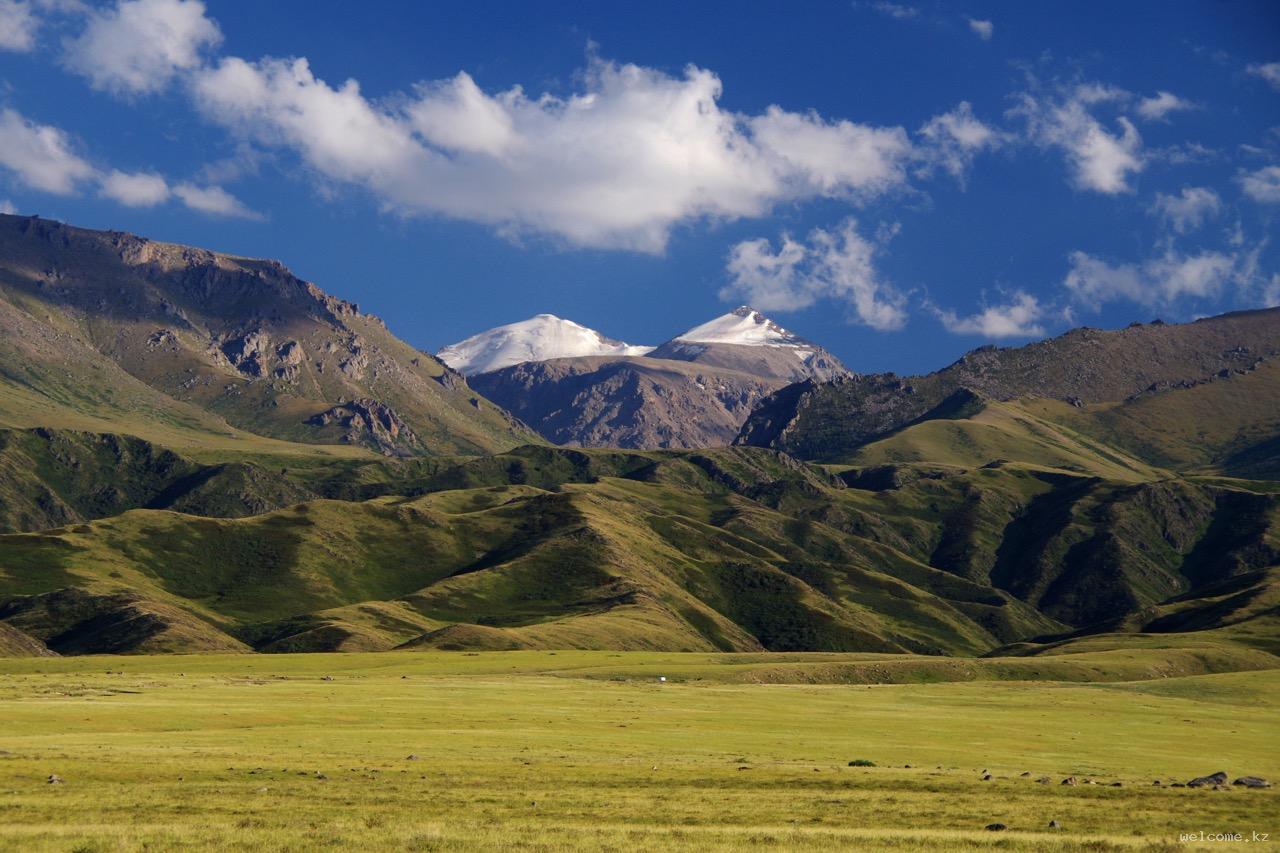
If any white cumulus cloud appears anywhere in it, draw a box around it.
[968,19,993,40]
[0,199,16,214]
[173,182,260,218]
[99,169,170,206]
[935,291,1044,338]
[747,105,912,196]
[0,108,95,194]
[1239,165,1280,203]
[190,55,916,251]
[1136,91,1195,121]
[1150,186,1221,233]
[64,0,222,95]
[1012,84,1144,194]
[721,218,907,330]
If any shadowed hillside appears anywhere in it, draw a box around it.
[1,442,1275,658]
[737,309,1280,465]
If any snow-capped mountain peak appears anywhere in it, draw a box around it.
[673,306,805,347]
[437,314,654,375]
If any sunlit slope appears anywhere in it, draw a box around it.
[845,391,1166,480]
[1023,359,1280,479]
[0,214,536,456]
[0,444,1274,658]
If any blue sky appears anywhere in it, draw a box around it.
[0,0,1277,374]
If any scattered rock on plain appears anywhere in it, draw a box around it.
[1187,772,1228,788]
[1233,776,1271,788]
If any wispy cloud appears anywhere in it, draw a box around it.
[722,218,907,330]
[1010,83,1143,194]
[916,101,1002,184]
[1239,165,1280,203]
[1150,187,1221,233]
[1136,91,1196,122]
[1247,61,1280,92]
[861,1,919,20]
[967,18,993,40]
[0,105,258,219]
[933,291,1044,338]
[1064,248,1240,309]
[0,0,38,52]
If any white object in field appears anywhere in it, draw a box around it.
[659,676,666,682]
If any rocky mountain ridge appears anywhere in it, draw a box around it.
[0,214,534,456]
[737,308,1280,461]
[459,305,850,448]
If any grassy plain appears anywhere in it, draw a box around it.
[0,651,1276,851]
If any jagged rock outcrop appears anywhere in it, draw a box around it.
[306,398,419,455]
[470,356,785,449]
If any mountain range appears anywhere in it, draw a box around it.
[0,215,1276,669]
[447,305,850,448]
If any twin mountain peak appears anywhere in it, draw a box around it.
[435,305,849,379]
[434,306,852,449]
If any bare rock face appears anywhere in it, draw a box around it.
[646,339,849,383]
[221,329,271,376]
[306,398,419,455]
[273,340,305,380]
[470,356,786,449]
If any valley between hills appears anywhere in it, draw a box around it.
[1,214,1278,851]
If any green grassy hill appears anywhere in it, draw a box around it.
[738,308,1280,470]
[0,214,535,457]
[1,442,1275,661]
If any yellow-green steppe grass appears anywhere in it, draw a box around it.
[0,651,1276,851]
